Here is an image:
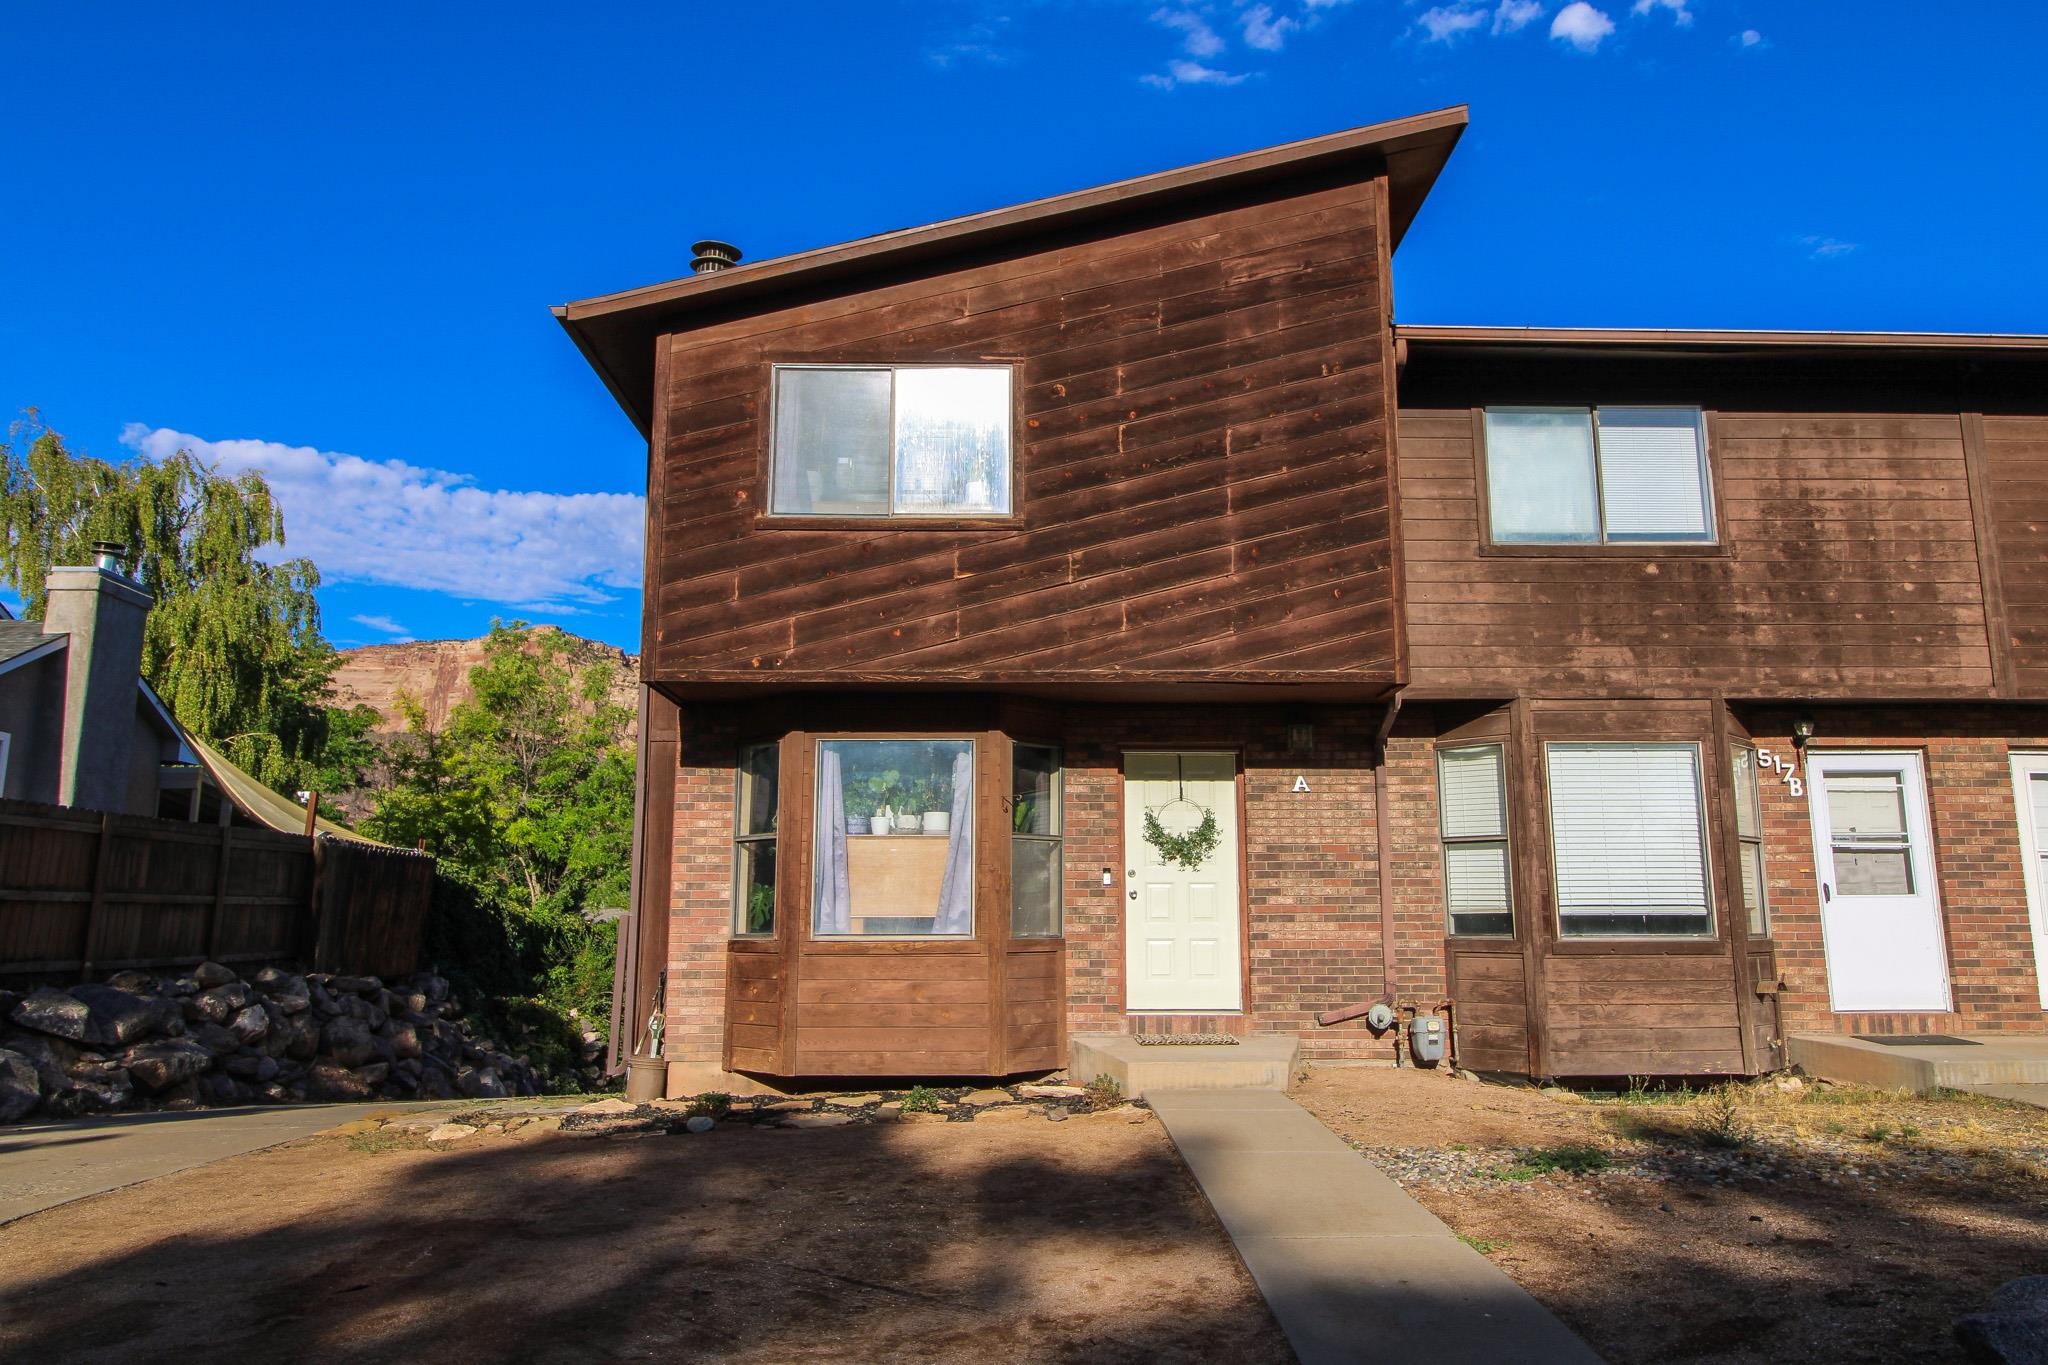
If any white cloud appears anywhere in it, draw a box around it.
[350,614,413,641]
[1418,5,1488,42]
[1141,58,1250,88]
[1240,3,1299,50]
[1551,2,1615,49]
[1800,235,1858,260]
[1150,7,1225,56]
[1737,27,1765,47]
[1631,0,1692,23]
[1303,0,1355,8]
[121,426,644,611]
[1494,0,1544,33]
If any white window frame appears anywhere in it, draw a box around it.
[1483,406,1716,546]
[767,363,1015,519]
[2007,752,2048,1009]
[1544,740,1717,940]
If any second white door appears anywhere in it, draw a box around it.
[1806,750,1951,1013]
[1123,752,1241,1012]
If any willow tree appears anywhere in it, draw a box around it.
[0,414,334,789]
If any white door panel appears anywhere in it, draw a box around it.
[1123,751,1242,1012]
[1806,751,1950,1012]
[2006,755,2048,1009]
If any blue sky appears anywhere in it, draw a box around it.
[5,2,2043,653]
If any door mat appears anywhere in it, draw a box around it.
[1854,1035,1981,1046]
[1132,1033,1240,1046]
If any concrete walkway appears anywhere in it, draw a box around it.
[0,1103,429,1225]
[1148,1089,1602,1365]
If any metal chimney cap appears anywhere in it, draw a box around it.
[90,540,129,572]
[690,240,742,274]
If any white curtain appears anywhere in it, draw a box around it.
[814,747,851,934]
[932,749,975,934]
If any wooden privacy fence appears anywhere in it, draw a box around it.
[0,798,434,980]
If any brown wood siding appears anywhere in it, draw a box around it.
[1399,410,1995,698]
[1980,417,2048,695]
[1542,954,1746,1076]
[651,176,1397,690]
[790,945,993,1075]
[1445,948,1528,1072]
[1003,940,1064,1071]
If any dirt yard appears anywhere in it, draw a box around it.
[1298,1067,2048,1364]
[0,1099,1289,1364]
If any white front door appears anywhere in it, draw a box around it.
[1806,751,1951,1012]
[2006,754,2048,1009]
[1123,751,1242,1012]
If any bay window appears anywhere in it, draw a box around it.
[1546,742,1715,938]
[1010,744,1063,937]
[813,738,976,937]
[770,365,1013,517]
[1485,407,1713,544]
[1438,744,1513,936]
[733,742,780,935]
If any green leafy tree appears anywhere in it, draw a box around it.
[363,623,635,1057]
[0,414,333,789]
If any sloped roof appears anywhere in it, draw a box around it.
[0,620,64,674]
[558,106,1468,434]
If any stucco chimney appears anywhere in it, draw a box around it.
[43,544,153,813]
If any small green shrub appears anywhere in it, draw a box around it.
[1861,1124,1894,1143]
[1458,1234,1509,1254]
[1084,1073,1125,1110]
[688,1092,733,1120]
[1488,1144,1612,1181]
[1694,1087,1750,1149]
[901,1084,943,1113]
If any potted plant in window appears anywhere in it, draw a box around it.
[895,779,924,833]
[920,774,951,834]
[862,772,899,836]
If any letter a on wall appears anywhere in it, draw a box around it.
[1293,776,1311,793]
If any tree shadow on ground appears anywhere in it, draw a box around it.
[0,1114,1296,1364]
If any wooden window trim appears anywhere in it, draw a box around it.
[731,739,781,939]
[1439,741,1516,941]
[1539,737,1722,944]
[804,732,984,944]
[1473,406,1729,557]
[756,361,1023,526]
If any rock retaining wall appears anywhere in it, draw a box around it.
[0,963,548,1122]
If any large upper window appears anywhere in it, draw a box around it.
[1438,745,1513,937]
[1546,742,1714,938]
[814,739,976,937]
[1010,744,1063,938]
[1485,407,1713,545]
[770,365,1013,517]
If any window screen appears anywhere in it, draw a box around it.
[1731,745,1769,936]
[771,366,1012,517]
[1010,743,1062,938]
[1547,742,1714,937]
[1824,769,1915,897]
[1439,744,1513,936]
[733,742,780,935]
[1485,407,1713,544]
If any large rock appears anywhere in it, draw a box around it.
[225,1053,280,1083]
[70,983,180,1046]
[304,1062,374,1101]
[0,1048,41,1122]
[193,961,238,989]
[6,1033,78,1093]
[253,968,310,1014]
[387,1022,422,1060]
[8,988,91,1042]
[228,1005,269,1046]
[194,983,255,1024]
[121,1039,214,1092]
[1958,1276,2048,1364]
[321,1017,378,1069]
[331,975,383,996]
[190,1023,240,1056]
[284,1015,321,1061]
[458,1066,510,1099]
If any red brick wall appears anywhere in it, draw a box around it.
[664,712,738,1064]
[1742,705,2048,1035]
[656,701,1448,1069]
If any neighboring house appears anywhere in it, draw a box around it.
[0,545,354,838]
[557,105,2048,1091]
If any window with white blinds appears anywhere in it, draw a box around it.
[1546,742,1715,937]
[1484,406,1713,544]
[1439,744,1512,936]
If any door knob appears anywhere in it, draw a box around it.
[1129,890,1138,899]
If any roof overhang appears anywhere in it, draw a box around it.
[1396,324,2048,359]
[559,106,1469,436]
[0,633,65,679]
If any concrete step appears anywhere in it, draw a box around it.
[1789,1033,2048,1093]
[1069,1033,1298,1098]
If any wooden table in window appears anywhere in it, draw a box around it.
[844,831,950,935]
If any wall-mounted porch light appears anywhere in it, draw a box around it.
[1791,715,1815,748]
